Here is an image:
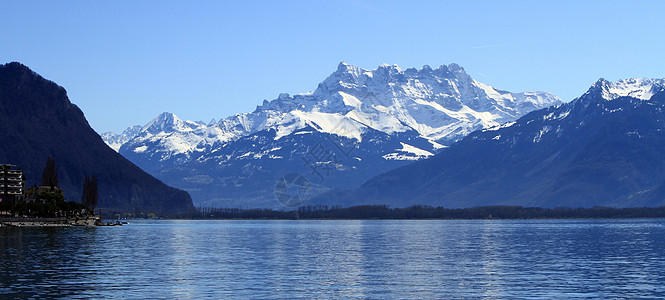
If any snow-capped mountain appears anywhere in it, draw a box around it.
[325,78,665,208]
[105,62,561,208]
[590,78,664,101]
[101,125,142,152]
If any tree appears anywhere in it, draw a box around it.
[41,157,59,187]
[82,175,98,212]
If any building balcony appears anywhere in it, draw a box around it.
[1,178,24,182]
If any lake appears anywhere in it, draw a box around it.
[2,219,665,299]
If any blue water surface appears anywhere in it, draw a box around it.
[2,219,665,299]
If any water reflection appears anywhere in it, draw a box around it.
[2,219,665,298]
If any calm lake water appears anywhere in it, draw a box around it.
[2,219,665,299]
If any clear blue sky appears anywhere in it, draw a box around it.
[2,0,664,133]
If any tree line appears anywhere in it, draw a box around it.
[191,205,665,220]
[0,157,98,218]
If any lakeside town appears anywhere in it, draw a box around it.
[0,159,101,227]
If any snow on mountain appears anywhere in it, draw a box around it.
[112,62,561,161]
[383,142,436,161]
[142,112,205,134]
[101,125,142,151]
[592,78,665,101]
[250,62,561,143]
[105,62,564,207]
[331,77,665,209]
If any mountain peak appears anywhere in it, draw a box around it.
[154,111,179,124]
[124,61,561,150]
[343,74,665,209]
[594,77,610,86]
[102,125,143,152]
[143,112,181,134]
[0,62,40,77]
[1,61,31,73]
[0,61,80,122]
[141,112,206,136]
[0,62,66,95]
[584,77,665,101]
[377,63,402,71]
[447,63,464,72]
[335,61,360,74]
[110,61,562,208]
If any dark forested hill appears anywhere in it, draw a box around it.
[0,62,194,214]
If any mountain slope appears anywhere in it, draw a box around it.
[107,62,561,208]
[101,125,142,152]
[0,62,194,214]
[322,78,665,208]
[116,62,561,157]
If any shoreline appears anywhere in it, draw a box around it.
[0,216,101,227]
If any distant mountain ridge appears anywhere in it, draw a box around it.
[315,77,665,208]
[101,125,142,151]
[103,62,561,208]
[106,62,560,154]
[0,62,194,214]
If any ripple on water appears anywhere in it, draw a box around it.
[1,219,665,298]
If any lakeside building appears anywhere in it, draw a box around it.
[24,185,64,203]
[0,162,101,225]
[0,164,25,204]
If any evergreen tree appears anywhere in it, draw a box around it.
[41,157,58,187]
[82,175,98,211]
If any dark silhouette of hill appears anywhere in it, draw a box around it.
[0,62,194,214]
